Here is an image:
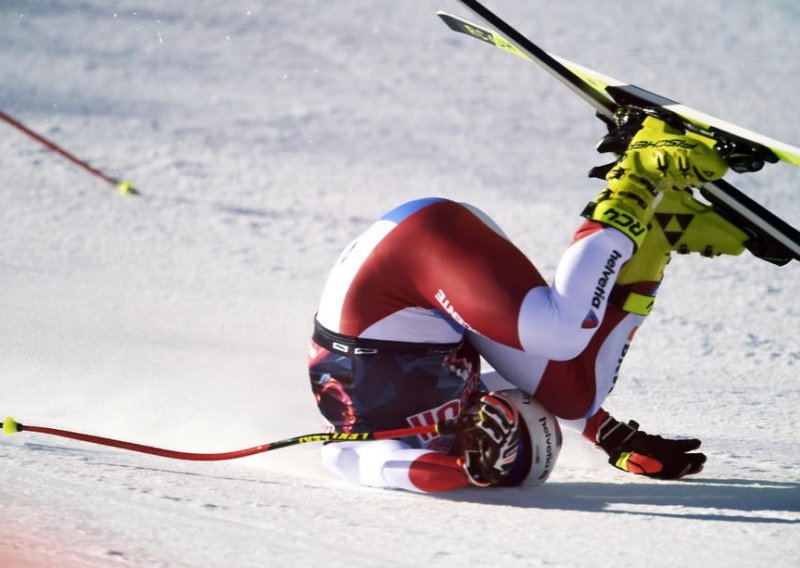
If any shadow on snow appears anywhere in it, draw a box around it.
[433,478,800,524]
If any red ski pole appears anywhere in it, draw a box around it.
[0,110,138,196]
[1,417,450,462]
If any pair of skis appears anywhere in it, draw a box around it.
[439,0,800,265]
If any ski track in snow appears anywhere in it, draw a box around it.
[1,1,799,566]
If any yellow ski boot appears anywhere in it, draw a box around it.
[653,189,748,258]
[582,116,729,249]
[584,116,742,316]
[609,188,750,316]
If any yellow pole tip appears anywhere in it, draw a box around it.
[116,180,138,196]
[3,417,20,435]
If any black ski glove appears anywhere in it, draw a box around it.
[450,391,521,487]
[597,417,706,480]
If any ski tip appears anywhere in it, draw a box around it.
[2,417,20,435]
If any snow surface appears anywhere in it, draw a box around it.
[1,0,799,566]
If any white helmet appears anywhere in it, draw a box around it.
[502,389,562,486]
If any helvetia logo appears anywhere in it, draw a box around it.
[582,310,599,329]
[537,416,555,480]
[592,249,623,309]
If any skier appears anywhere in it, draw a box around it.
[308,116,743,493]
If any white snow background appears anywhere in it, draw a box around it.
[1,1,799,566]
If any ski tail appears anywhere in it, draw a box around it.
[702,180,799,265]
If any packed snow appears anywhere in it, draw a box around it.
[1,1,798,566]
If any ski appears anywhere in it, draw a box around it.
[438,1,800,265]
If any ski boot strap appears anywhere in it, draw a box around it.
[609,283,659,316]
